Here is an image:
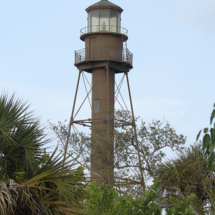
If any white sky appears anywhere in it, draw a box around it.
[0,0,215,154]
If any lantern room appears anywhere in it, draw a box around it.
[85,0,123,34]
[88,10,121,33]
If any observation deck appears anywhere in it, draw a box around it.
[74,47,133,73]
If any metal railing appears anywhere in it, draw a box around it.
[75,48,133,66]
[80,25,128,36]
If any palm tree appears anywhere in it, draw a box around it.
[157,144,215,215]
[0,94,85,214]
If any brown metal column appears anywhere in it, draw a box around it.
[91,67,115,185]
[125,72,145,194]
[64,70,82,162]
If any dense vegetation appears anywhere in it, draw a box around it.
[0,94,85,214]
[1,94,215,214]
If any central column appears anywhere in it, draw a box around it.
[91,67,115,185]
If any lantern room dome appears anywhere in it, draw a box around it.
[89,0,120,7]
[86,0,123,13]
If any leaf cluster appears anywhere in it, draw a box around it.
[197,103,215,168]
[84,177,195,215]
[0,94,85,214]
[158,143,215,214]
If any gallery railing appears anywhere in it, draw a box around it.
[75,48,133,66]
[80,25,128,36]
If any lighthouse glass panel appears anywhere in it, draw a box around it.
[91,11,99,32]
[100,10,109,32]
[88,12,91,32]
[110,11,117,32]
[94,100,100,113]
[118,13,121,33]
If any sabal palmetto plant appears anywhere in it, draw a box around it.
[158,144,215,215]
[0,94,85,214]
[0,94,48,180]
[0,151,85,215]
[0,179,48,214]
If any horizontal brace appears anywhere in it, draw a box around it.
[114,123,133,127]
[73,122,91,128]
[73,119,91,123]
[73,118,108,123]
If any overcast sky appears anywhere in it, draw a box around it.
[0,0,215,154]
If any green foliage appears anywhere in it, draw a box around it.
[84,181,126,215]
[166,194,196,215]
[132,177,162,214]
[84,179,161,215]
[84,177,194,215]
[158,143,215,214]
[0,94,48,180]
[197,103,215,168]
[0,94,85,214]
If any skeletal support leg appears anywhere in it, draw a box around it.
[125,72,146,195]
[64,70,82,163]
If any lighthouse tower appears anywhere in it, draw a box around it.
[66,0,134,185]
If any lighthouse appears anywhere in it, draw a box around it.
[67,0,133,185]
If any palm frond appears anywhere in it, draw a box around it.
[0,179,49,215]
[0,94,85,214]
[0,93,49,179]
